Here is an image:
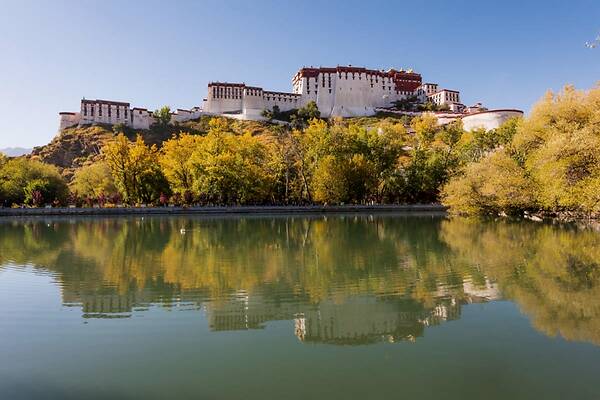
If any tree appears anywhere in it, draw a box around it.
[313,154,376,204]
[411,114,439,145]
[0,158,68,207]
[261,105,281,121]
[24,179,49,207]
[112,123,127,135]
[70,162,117,199]
[458,118,519,164]
[267,127,304,204]
[377,115,465,203]
[160,134,200,194]
[393,96,418,111]
[513,84,600,214]
[442,149,535,215]
[189,131,276,205]
[102,134,170,204]
[298,101,320,120]
[261,108,273,120]
[153,106,172,127]
[291,101,321,129]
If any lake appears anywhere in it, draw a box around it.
[1,214,600,399]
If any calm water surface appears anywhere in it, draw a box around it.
[1,214,600,399]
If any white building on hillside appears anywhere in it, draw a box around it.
[415,83,439,101]
[428,89,460,105]
[203,66,425,118]
[58,99,202,131]
[58,64,523,132]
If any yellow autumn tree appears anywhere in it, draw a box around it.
[160,133,201,195]
[102,134,170,204]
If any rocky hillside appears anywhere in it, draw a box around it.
[30,116,277,180]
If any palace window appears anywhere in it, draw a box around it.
[108,106,111,117]
[125,108,128,118]
[117,108,120,118]
[99,105,102,117]
[83,105,87,116]
[329,89,332,94]
[91,106,94,117]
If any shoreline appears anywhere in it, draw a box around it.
[0,204,447,217]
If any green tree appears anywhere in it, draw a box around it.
[153,106,172,127]
[442,150,536,215]
[291,101,321,129]
[189,131,276,205]
[261,105,281,121]
[0,158,68,206]
[70,162,117,199]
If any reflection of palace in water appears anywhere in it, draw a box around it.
[206,280,499,345]
[62,279,500,345]
[3,215,599,346]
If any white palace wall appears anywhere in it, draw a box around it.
[59,100,201,131]
[204,67,422,119]
[461,109,524,131]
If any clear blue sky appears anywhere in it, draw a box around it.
[0,0,598,148]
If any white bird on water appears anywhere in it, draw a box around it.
[180,228,186,234]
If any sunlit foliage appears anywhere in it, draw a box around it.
[70,161,117,199]
[102,134,170,204]
[443,84,600,216]
[0,158,68,206]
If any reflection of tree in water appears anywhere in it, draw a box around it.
[0,215,599,345]
[440,218,600,346]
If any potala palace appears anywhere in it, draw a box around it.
[59,65,523,132]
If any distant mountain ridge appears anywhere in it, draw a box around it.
[0,147,32,157]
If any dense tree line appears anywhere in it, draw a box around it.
[92,114,469,206]
[1,85,598,215]
[443,84,600,216]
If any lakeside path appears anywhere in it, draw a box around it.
[0,204,447,217]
